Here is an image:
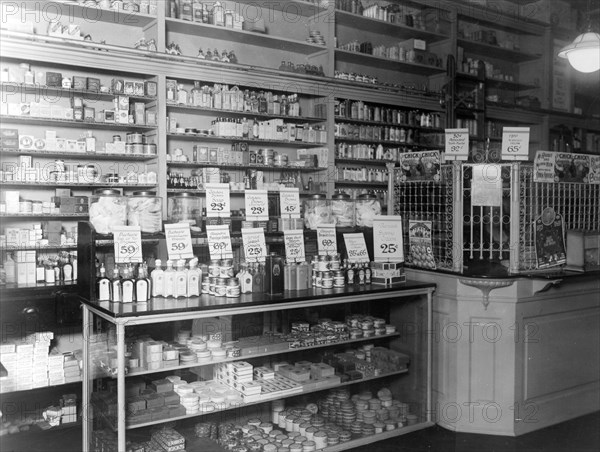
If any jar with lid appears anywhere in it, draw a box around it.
[127,191,162,233]
[303,194,332,230]
[355,193,381,228]
[167,192,202,230]
[331,192,355,228]
[89,189,127,234]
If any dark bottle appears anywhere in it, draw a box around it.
[265,253,284,295]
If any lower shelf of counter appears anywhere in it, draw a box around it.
[98,369,409,431]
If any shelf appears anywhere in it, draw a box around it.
[124,369,409,430]
[166,188,312,196]
[335,180,388,187]
[335,9,449,43]
[335,137,440,148]
[0,82,157,102]
[0,182,157,189]
[455,73,539,91]
[335,158,395,166]
[0,281,77,292]
[166,103,325,123]
[335,116,443,132]
[0,148,157,161]
[335,49,446,76]
[236,0,327,17]
[24,0,157,27]
[0,213,88,219]
[167,133,326,147]
[0,244,78,251]
[166,18,326,56]
[0,378,81,395]
[0,115,157,131]
[126,332,400,378]
[458,38,541,62]
[167,161,325,172]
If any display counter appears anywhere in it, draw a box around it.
[406,268,600,436]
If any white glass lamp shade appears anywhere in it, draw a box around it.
[558,32,600,73]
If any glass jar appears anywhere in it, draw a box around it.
[127,191,162,233]
[355,193,381,228]
[167,192,202,230]
[331,192,355,228]
[303,194,332,230]
[89,189,127,234]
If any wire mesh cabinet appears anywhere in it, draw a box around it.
[390,162,600,275]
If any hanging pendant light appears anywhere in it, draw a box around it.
[558,0,600,73]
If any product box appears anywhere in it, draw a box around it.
[145,110,157,126]
[112,79,125,94]
[124,81,135,95]
[134,103,145,124]
[46,72,62,87]
[145,80,157,97]
[72,76,87,90]
[87,77,101,92]
[84,107,95,121]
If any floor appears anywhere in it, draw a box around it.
[1,411,598,452]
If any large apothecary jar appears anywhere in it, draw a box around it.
[304,194,332,230]
[89,189,127,235]
[331,192,355,228]
[127,191,163,234]
[355,193,381,228]
[168,192,202,230]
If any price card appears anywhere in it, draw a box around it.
[373,216,404,263]
[206,183,231,217]
[444,128,469,161]
[164,223,194,260]
[279,188,301,219]
[206,225,234,260]
[283,230,306,262]
[343,233,369,263]
[317,224,338,256]
[245,190,269,221]
[112,226,143,264]
[241,228,267,263]
[501,127,530,161]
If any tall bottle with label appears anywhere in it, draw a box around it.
[97,263,111,301]
[174,260,188,298]
[111,267,122,302]
[151,259,164,297]
[136,263,151,302]
[121,265,135,303]
[187,258,201,297]
[163,260,176,298]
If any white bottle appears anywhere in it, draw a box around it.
[121,266,135,303]
[151,259,165,297]
[85,131,96,153]
[174,259,188,298]
[187,258,201,297]
[163,260,176,298]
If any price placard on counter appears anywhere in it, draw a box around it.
[501,127,530,161]
[164,223,194,260]
[206,183,231,217]
[244,190,269,221]
[444,128,469,161]
[373,216,404,263]
[279,188,301,219]
[283,229,306,262]
[343,233,369,263]
[241,228,267,263]
[317,224,338,256]
[206,225,234,260]
[112,226,143,264]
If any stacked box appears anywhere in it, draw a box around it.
[63,354,81,383]
[253,366,275,380]
[16,343,34,391]
[60,393,77,424]
[47,352,65,386]
[0,344,17,392]
[151,428,186,452]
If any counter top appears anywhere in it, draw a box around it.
[79,281,435,319]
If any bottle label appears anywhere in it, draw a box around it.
[175,275,187,297]
[122,281,134,303]
[136,280,149,302]
[98,280,111,301]
[152,273,164,297]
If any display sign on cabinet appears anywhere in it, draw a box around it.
[501,127,530,161]
[164,224,194,260]
[112,226,142,263]
[283,230,305,262]
[444,128,469,161]
[343,233,369,263]
[317,224,338,256]
[206,225,234,260]
[279,188,301,218]
[206,183,231,217]
[373,216,404,263]
[244,190,269,221]
[241,228,267,263]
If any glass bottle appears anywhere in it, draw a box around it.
[163,260,176,298]
[177,84,188,105]
[136,263,151,302]
[121,265,135,303]
[197,48,205,59]
[174,259,188,298]
[151,259,164,297]
[187,258,201,297]
[111,267,122,302]
[97,264,111,301]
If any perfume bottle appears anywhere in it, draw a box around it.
[174,259,188,298]
[163,260,176,298]
[151,259,165,297]
[136,262,151,302]
[121,265,135,303]
[187,258,201,297]
[97,264,111,301]
[111,267,122,302]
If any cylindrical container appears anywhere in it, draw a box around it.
[303,194,332,230]
[331,192,355,227]
[143,143,157,155]
[126,132,144,144]
[127,191,162,233]
[89,189,127,234]
[215,278,228,296]
[226,278,240,298]
[168,192,202,228]
[201,276,210,294]
[355,193,381,228]
[265,253,284,295]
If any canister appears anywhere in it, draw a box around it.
[331,192,355,227]
[167,192,202,228]
[89,188,127,234]
[143,143,157,155]
[265,253,284,295]
[303,194,332,230]
[355,193,381,228]
[126,132,144,144]
[127,191,162,233]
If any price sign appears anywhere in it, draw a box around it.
[317,224,338,256]
[283,230,305,262]
[245,190,269,221]
[241,228,267,262]
[206,183,231,217]
[279,188,300,219]
[164,223,194,260]
[501,127,530,161]
[112,226,143,264]
[343,233,369,263]
[206,225,234,260]
[444,128,469,161]
[373,216,404,263]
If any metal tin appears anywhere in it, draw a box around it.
[132,143,144,154]
[143,143,157,155]
[274,154,288,167]
[226,278,240,298]
[215,278,228,297]
[126,132,144,144]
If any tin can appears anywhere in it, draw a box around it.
[226,278,240,298]
[201,276,210,294]
[209,276,218,295]
[209,259,220,277]
[215,278,228,297]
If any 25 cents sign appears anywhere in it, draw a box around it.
[373,216,404,263]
